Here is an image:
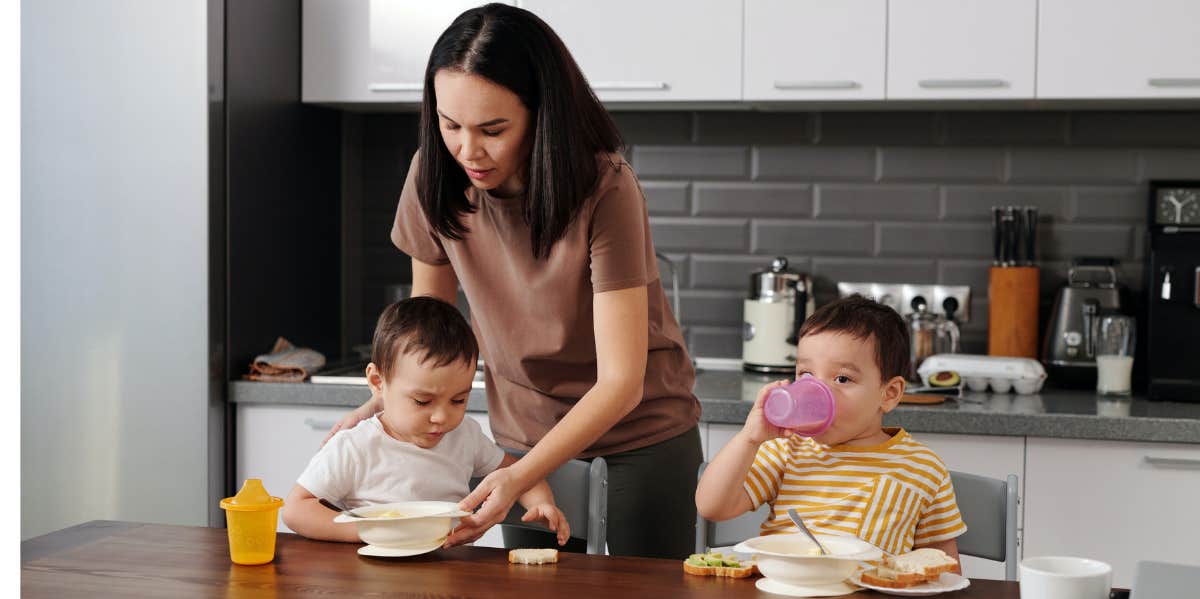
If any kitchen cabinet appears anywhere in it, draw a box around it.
[302,0,514,104]
[887,0,1036,100]
[236,404,351,532]
[1023,437,1200,588]
[743,0,885,101]
[1038,0,1200,99]
[518,0,742,103]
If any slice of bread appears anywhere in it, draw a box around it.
[508,548,558,565]
[682,552,757,578]
[860,548,958,588]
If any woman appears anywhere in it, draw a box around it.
[329,3,701,559]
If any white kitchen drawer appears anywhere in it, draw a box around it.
[1023,437,1200,587]
[236,404,354,532]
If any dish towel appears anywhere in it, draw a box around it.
[245,337,326,382]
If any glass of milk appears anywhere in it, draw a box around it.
[1095,315,1135,396]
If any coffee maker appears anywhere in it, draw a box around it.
[1146,182,1200,402]
[1041,258,1126,388]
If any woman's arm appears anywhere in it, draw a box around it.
[447,285,649,545]
[323,258,460,445]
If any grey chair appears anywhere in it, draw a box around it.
[471,453,608,555]
[694,462,771,553]
[949,471,1019,581]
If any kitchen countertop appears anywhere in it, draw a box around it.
[229,368,1200,444]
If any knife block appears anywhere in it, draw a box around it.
[988,266,1039,358]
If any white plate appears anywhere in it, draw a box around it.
[848,571,970,596]
[755,577,860,597]
[357,538,446,558]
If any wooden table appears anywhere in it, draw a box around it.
[23,521,1023,598]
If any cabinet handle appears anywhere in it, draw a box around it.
[773,80,859,90]
[917,78,1008,89]
[591,81,668,91]
[1144,455,1200,469]
[1148,78,1200,88]
[368,83,423,92]
[304,418,338,431]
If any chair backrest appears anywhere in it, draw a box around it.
[473,454,608,555]
[950,471,1019,581]
[694,462,772,553]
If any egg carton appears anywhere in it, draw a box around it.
[917,354,1047,395]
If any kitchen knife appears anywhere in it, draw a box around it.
[991,206,1001,266]
[1024,206,1038,266]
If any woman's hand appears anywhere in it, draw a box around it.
[520,503,571,546]
[741,379,794,445]
[445,467,529,547]
[321,390,382,446]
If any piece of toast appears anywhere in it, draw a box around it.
[682,552,756,578]
[682,561,756,578]
[860,548,958,588]
[508,548,559,565]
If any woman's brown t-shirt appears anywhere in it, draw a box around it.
[391,151,700,458]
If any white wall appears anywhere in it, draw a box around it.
[21,0,210,539]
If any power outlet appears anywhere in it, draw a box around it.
[836,282,972,323]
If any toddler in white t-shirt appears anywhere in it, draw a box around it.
[281,297,569,544]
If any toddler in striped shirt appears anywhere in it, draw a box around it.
[696,295,965,563]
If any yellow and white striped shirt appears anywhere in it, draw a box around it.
[744,427,966,555]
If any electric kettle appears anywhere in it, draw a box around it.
[742,257,814,373]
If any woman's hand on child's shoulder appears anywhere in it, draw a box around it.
[741,380,795,445]
[322,390,383,446]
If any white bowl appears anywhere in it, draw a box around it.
[734,533,882,587]
[1019,556,1112,599]
[333,501,470,548]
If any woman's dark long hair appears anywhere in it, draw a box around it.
[416,3,623,259]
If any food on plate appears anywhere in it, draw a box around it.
[508,548,559,565]
[683,552,757,578]
[928,370,961,387]
[370,510,406,518]
[859,548,958,589]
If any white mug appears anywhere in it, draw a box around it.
[1019,556,1112,599]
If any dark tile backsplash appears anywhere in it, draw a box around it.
[349,110,1200,358]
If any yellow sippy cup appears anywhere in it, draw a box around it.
[220,478,284,565]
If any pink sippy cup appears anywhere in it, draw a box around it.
[762,374,836,436]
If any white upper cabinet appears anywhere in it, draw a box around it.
[1038,0,1200,99]
[887,0,1036,100]
[303,0,371,103]
[303,0,514,104]
[743,0,885,101]
[519,0,742,103]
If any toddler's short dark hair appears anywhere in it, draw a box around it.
[372,296,478,380]
[796,294,910,381]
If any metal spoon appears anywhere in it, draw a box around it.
[319,497,364,518]
[786,508,829,556]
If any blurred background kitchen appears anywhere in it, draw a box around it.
[21,0,1200,586]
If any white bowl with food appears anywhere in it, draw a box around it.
[333,501,470,549]
[734,533,882,587]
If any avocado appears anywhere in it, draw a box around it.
[686,552,744,568]
[929,370,961,387]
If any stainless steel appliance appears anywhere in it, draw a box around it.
[1146,182,1200,402]
[1041,258,1126,387]
[742,257,813,373]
